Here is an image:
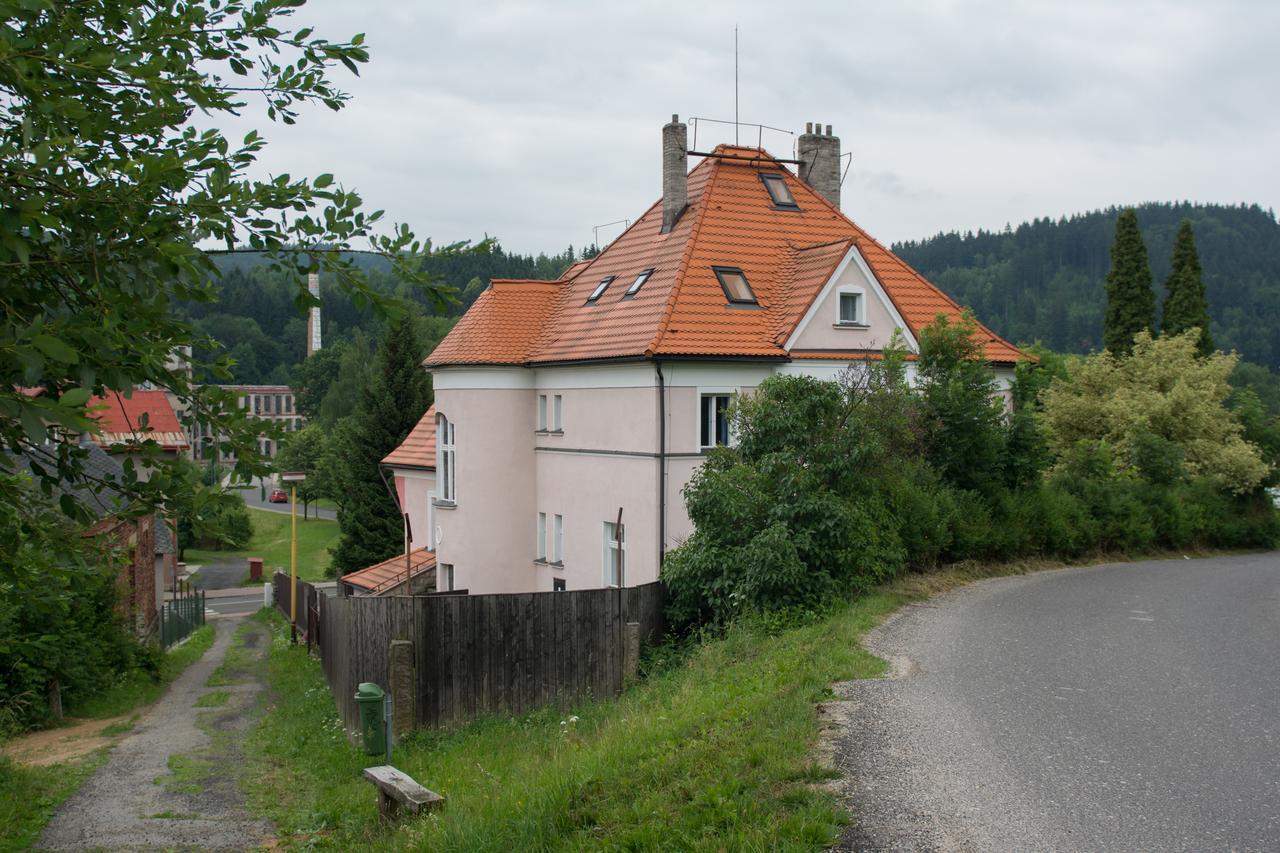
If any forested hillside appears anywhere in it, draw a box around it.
[183,244,579,384]
[189,203,1280,394]
[893,203,1280,371]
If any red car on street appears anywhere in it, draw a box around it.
[268,488,288,503]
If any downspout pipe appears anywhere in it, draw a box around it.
[655,360,666,570]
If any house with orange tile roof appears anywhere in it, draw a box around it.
[388,117,1026,596]
[87,389,190,461]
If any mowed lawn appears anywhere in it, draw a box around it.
[186,507,341,582]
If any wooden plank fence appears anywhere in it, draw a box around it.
[272,572,665,733]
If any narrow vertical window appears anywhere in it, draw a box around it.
[537,394,548,431]
[437,413,456,503]
[537,512,547,560]
[552,395,562,431]
[603,521,625,588]
[553,514,564,563]
[699,394,731,449]
[440,563,454,592]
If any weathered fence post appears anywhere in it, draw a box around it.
[623,622,641,685]
[389,639,415,737]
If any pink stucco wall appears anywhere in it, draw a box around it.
[425,350,1018,595]
[392,469,435,551]
[432,387,536,594]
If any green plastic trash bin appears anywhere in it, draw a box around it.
[355,682,386,756]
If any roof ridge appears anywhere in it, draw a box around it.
[645,155,722,356]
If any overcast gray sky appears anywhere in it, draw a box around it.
[229,0,1280,256]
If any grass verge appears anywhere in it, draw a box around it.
[185,507,340,583]
[241,555,1136,850]
[0,751,109,852]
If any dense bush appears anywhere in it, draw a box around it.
[0,476,144,734]
[662,318,1279,632]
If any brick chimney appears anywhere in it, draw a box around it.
[661,114,688,234]
[798,121,841,210]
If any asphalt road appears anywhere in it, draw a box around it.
[235,476,336,520]
[833,552,1280,852]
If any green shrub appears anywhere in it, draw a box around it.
[662,320,1279,634]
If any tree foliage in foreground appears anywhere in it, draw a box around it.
[0,0,459,531]
[662,318,1278,631]
[0,0,477,729]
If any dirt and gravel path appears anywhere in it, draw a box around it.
[38,618,274,851]
[827,552,1280,852]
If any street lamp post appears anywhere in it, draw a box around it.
[280,471,306,644]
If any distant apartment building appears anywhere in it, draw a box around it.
[191,384,303,462]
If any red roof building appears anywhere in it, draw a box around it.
[396,118,1027,598]
[88,390,190,453]
[341,547,437,597]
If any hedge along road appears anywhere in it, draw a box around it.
[832,551,1280,852]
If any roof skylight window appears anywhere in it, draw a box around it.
[625,268,654,298]
[760,173,799,209]
[586,276,615,303]
[713,267,758,305]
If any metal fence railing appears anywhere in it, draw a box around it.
[160,580,206,648]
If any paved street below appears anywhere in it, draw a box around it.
[833,552,1280,852]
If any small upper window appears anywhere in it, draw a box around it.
[839,291,864,325]
[713,267,757,305]
[760,173,798,209]
[586,276,615,303]
[625,269,654,297]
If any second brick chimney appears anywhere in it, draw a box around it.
[661,114,688,234]
[798,121,841,210]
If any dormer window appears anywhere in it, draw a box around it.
[625,268,654,298]
[713,266,757,305]
[586,276,614,303]
[760,173,799,209]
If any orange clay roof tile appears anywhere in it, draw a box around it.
[87,390,189,451]
[425,144,1026,367]
[382,404,436,469]
[341,547,436,592]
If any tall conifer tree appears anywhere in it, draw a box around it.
[1161,219,1214,356]
[329,314,432,575]
[1103,209,1156,355]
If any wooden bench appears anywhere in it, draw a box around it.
[362,765,445,823]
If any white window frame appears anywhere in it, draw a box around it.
[537,394,548,431]
[437,413,456,503]
[697,389,735,450]
[537,512,547,560]
[551,394,562,431]
[836,285,867,326]
[439,563,454,592]
[553,513,564,563]
[603,521,624,588]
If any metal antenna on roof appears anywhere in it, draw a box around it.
[592,219,630,251]
[734,25,739,145]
